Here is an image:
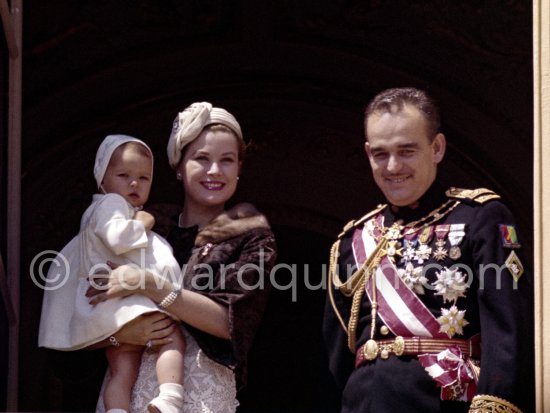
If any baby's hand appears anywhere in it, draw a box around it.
[135,210,155,231]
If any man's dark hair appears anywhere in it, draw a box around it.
[365,87,441,140]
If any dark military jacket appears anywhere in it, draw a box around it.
[323,183,533,413]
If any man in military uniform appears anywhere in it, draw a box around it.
[323,87,533,413]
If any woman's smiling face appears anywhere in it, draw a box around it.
[178,127,241,210]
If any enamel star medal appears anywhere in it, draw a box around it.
[433,224,450,261]
[448,224,465,260]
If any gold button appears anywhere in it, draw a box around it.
[380,326,390,335]
[364,339,379,360]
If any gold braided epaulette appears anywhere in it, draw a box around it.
[336,204,387,239]
[445,187,500,204]
[469,395,523,413]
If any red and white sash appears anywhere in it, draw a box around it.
[352,215,447,339]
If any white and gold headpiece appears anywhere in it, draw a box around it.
[166,101,243,169]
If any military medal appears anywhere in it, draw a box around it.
[385,223,401,241]
[433,224,450,261]
[401,229,418,264]
[447,224,465,260]
[448,246,460,260]
[432,267,468,303]
[385,240,402,261]
[382,223,402,262]
[437,305,469,338]
[397,262,428,294]
[401,240,417,263]
[414,226,434,264]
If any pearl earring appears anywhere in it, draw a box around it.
[176,172,182,180]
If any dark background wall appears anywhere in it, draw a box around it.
[0,1,532,412]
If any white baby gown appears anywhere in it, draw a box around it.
[39,193,238,411]
[38,193,182,350]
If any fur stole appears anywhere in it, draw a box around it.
[147,202,270,247]
[195,203,270,247]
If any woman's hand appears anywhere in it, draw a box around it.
[86,263,151,305]
[113,313,176,347]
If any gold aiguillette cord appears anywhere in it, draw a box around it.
[328,236,388,352]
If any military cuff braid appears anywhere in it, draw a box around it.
[469,395,522,413]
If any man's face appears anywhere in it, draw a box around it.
[364,104,446,208]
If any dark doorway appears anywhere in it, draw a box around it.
[1,1,532,411]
